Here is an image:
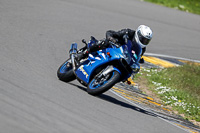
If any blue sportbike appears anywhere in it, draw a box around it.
[57,36,141,95]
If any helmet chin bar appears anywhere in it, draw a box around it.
[134,31,146,48]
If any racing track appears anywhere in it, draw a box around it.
[0,0,200,133]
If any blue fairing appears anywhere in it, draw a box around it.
[75,49,121,83]
[75,39,142,84]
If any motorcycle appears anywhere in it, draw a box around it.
[57,36,141,95]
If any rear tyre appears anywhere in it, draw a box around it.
[87,71,120,96]
[57,59,76,82]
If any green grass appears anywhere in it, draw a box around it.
[144,0,200,15]
[136,63,200,122]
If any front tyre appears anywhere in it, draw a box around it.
[57,59,76,82]
[87,71,120,96]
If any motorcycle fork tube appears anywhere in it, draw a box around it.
[69,43,78,72]
[70,54,76,71]
[102,65,114,76]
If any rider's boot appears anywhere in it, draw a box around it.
[139,58,144,63]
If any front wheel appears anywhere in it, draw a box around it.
[57,59,76,82]
[87,71,120,96]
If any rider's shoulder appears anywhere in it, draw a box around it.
[119,28,135,34]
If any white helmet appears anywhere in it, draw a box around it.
[134,25,153,48]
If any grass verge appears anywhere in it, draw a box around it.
[135,63,200,123]
[144,0,200,15]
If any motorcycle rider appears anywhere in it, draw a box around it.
[105,25,153,63]
[77,25,153,63]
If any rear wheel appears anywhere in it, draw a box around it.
[87,71,120,96]
[57,59,76,82]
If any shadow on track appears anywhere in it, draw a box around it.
[68,82,87,91]
[67,82,157,118]
[97,93,158,117]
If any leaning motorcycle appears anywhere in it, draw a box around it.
[57,36,141,96]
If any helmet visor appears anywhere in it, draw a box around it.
[137,30,151,45]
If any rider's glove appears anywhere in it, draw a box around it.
[108,37,118,44]
[98,39,109,49]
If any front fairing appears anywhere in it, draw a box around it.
[120,40,141,65]
[125,40,142,73]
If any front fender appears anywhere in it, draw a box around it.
[112,66,121,75]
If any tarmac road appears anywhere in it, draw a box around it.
[0,0,200,132]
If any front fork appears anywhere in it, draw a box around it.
[69,43,79,72]
[97,65,121,79]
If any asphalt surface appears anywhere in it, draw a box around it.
[0,0,200,133]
